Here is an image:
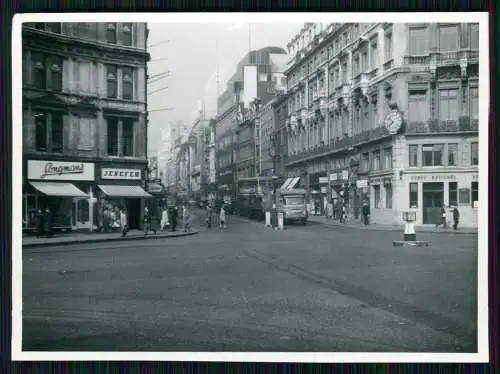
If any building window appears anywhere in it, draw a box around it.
[122,119,134,156]
[31,52,46,89]
[48,56,62,91]
[409,27,428,55]
[470,86,479,119]
[370,38,377,69]
[106,65,118,99]
[471,181,478,207]
[107,118,119,156]
[409,183,418,208]
[447,143,458,166]
[384,31,393,61]
[122,67,134,100]
[361,49,368,72]
[408,90,428,123]
[470,23,479,50]
[46,23,61,34]
[51,112,63,153]
[439,24,459,52]
[34,112,47,151]
[372,150,380,171]
[361,152,369,172]
[449,182,458,206]
[341,61,347,84]
[439,88,459,121]
[106,23,117,43]
[384,147,392,169]
[122,23,133,46]
[409,144,419,167]
[422,144,444,166]
[78,116,94,149]
[373,185,381,208]
[76,23,95,40]
[470,141,478,165]
[385,184,393,208]
[353,54,359,77]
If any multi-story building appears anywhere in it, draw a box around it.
[187,113,210,202]
[202,119,217,203]
[272,93,289,179]
[22,22,150,232]
[284,22,479,226]
[157,120,184,188]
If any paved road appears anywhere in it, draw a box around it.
[22,212,478,352]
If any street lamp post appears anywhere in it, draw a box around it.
[269,133,278,207]
[251,97,262,194]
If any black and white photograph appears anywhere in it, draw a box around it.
[12,13,488,362]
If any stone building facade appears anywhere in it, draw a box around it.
[284,22,479,226]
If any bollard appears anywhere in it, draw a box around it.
[393,211,429,247]
[265,211,271,227]
[277,212,284,230]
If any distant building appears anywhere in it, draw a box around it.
[22,22,150,232]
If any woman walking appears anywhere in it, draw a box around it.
[120,207,128,237]
[183,206,191,232]
[219,203,227,229]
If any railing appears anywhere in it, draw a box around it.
[383,59,394,72]
[404,55,431,65]
[405,117,479,134]
[438,51,460,63]
[368,68,378,80]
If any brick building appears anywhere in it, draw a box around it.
[22,22,150,232]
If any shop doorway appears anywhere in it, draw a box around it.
[126,198,141,230]
[422,182,444,224]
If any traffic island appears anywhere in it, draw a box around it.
[392,211,429,248]
[22,230,199,248]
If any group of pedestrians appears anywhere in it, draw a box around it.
[436,205,461,230]
[325,199,348,224]
[205,202,228,229]
[34,207,53,237]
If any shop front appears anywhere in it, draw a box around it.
[367,173,393,224]
[23,159,95,233]
[402,171,479,227]
[96,164,152,230]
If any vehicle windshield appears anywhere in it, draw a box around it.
[284,196,304,205]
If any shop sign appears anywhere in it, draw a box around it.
[28,160,95,181]
[342,170,349,180]
[101,168,142,180]
[319,176,329,184]
[219,170,232,177]
[320,187,327,193]
[329,173,337,181]
[356,179,368,188]
[371,177,382,184]
[409,174,457,182]
[147,183,164,194]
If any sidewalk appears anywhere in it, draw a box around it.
[22,229,198,248]
[308,215,478,235]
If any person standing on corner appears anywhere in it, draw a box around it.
[452,206,460,230]
[143,206,156,235]
[171,205,179,232]
[362,201,370,225]
[120,207,128,237]
[183,206,191,232]
[206,203,213,228]
[160,206,170,231]
[43,207,53,238]
[436,204,447,229]
[219,203,227,229]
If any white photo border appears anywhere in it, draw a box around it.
[11,12,490,363]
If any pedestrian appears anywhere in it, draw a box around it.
[206,204,213,228]
[362,202,370,225]
[436,204,447,229]
[183,206,191,232]
[219,203,227,229]
[160,206,170,231]
[340,203,347,224]
[452,206,460,230]
[120,207,128,237]
[37,208,44,237]
[43,207,52,238]
[143,207,156,235]
[171,205,179,232]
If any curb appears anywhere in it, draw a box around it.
[310,220,477,235]
[22,231,198,248]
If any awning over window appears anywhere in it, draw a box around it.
[281,177,300,190]
[98,185,152,198]
[30,182,88,197]
[279,178,293,190]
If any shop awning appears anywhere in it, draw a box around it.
[279,178,293,190]
[286,177,301,190]
[98,185,153,198]
[30,182,88,197]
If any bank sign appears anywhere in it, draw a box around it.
[28,160,95,181]
[101,168,142,180]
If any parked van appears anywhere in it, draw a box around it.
[276,188,308,225]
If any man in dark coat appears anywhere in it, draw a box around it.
[43,207,52,238]
[362,202,370,225]
[170,206,178,232]
[452,207,460,230]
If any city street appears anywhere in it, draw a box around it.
[22,211,478,352]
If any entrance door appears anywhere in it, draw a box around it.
[127,198,141,230]
[422,182,444,224]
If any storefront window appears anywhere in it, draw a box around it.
[449,182,458,206]
[409,144,419,167]
[373,185,381,208]
[447,143,458,166]
[385,184,392,208]
[422,144,443,166]
[409,182,418,208]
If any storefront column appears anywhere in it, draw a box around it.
[444,182,450,207]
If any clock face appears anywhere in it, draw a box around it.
[384,110,403,134]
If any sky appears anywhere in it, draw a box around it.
[146,22,302,155]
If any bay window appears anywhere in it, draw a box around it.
[439,24,459,52]
[422,144,444,166]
